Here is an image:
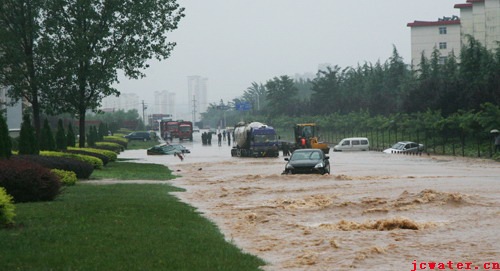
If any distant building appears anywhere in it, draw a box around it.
[187,75,208,123]
[153,90,176,117]
[0,85,23,130]
[101,92,140,113]
[407,0,500,67]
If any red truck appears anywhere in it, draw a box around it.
[178,121,193,141]
[160,120,179,140]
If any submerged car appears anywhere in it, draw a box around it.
[283,149,330,175]
[124,131,151,141]
[147,143,190,155]
[383,141,424,154]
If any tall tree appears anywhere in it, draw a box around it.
[40,118,55,151]
[18,113,38,155]
[0,0,45,139]
[265,76,298,116]
[41,0,184,147]
[66,122,76,148]
[0,113,12,159]
[243,82,267,113]
[55,119,66,150]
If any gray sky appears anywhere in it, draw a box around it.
[113,0,459,110]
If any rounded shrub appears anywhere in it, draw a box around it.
[0,187,15,227]
[51,169,77,186]
[68,147,117,162]
[40,151,103,169]
[94,142,123,153]
[103,136,128,149]
[0,159,61,202]
[64,149,109,166]
[14,155,94,179]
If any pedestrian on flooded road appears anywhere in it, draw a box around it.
[227,131,231,146]
[218,132,222,146]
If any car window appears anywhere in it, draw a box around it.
[291,153,304,160]
[342,140,350,146]
[361,140,368,145]
[352,140,360,145]
[310,152,321,160]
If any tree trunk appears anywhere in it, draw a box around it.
[78,109,86,148]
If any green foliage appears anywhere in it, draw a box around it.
[66,122,76,148]
[94,142,123,153]
[90,162,176,180]
[68,147,117,162]
[0,187,15,227]
[265,75,298,116]
[40,151,103,169]
[40,118,55,151]
[0,113,12,159]
[51,169,77,186]
[18,114,39,155]
[55,119,66,150]
[0,184,265,270]
[87,126,97,147]
[0,159,62,202]
[97,122,106,141]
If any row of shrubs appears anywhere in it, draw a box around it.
[0,136,129,228]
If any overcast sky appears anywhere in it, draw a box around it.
[112,0,460,110]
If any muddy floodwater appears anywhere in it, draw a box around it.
[119,134,500,271]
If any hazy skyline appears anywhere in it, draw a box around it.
[112,0,460,112]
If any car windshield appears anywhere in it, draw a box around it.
[254,134,276,143]
[391,142,406,150]
[290,151,322,161]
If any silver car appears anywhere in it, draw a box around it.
[383,141,424,154]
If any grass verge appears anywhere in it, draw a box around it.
[90,160,177,180]
[0,184,265,271]
[126,140,160,150]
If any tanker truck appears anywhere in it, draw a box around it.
[231,122,280,157]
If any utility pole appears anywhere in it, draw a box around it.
[142,100,147,127]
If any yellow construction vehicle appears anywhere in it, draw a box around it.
[293,123,330,154]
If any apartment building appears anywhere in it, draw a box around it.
[407,0,500,67]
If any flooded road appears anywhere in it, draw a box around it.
[119,133,500,271]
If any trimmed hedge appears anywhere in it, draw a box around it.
[0,187,15,227]
[0,159,61,203]
[51,169,77,186]
[94,142,123,153]
[64,149,109,166]
[41,151,103,169]
[103,135,128,149]
[67,147,117,162]
[14,155,94,179]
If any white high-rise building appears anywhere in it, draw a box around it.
[407,0,500,67]
[101,93,140,113]
[153,90,176,117]
[187,75,208,123]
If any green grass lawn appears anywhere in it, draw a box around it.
[0,184,265,271]
[90,160,177,180]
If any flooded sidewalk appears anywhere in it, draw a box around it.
[119,137,500,271]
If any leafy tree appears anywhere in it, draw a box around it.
[0,113,12,159]
[265,76,298,116]
[98,122,106,141]
[311,66,343,115]
[242,82,267,113]
[19,114,39,155]
[55,119,67,150]
[41,0,185,147]
[40,118,55,151]
[66,123,76,148]
[0,0,46,139]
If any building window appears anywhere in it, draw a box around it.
[439,56,447,65]
[439,42,447,49]
[439,26,447,34]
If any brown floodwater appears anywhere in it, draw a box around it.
[119,133,500,271]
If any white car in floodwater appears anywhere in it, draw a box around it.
[383,141,424,154]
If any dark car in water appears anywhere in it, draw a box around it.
[283,149,330,175]
[124,131,151,141]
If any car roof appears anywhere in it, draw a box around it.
[293,149,322,153]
